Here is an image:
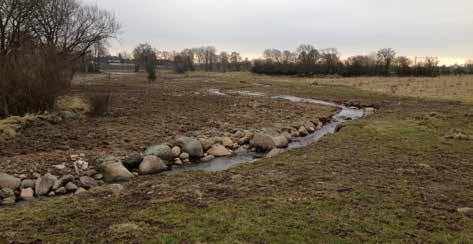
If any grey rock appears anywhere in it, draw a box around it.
[174,158,183,165]
[199,138,216,150]
[53,174,74,190]
[175,137,204,158]
[79,176,98,189]
[121,153,143,171]
[21,179,35,189]
[281,131,292,141]
[207,144,232,157]
[35,173,57,196]
[48,191,56,197]
[180,152,190,160]
[144,144,173,160]
[222,137,234,148]
[85,169,98,177]
[20,188,35,201]
[201,155,215,162]
[93,174,103,180]
[0,173,21,190]
[0,188,15,199]
[304,121,316,132]
[139,156,168,175]
[65,182,79,192]
[272,135,289,148]
[171,146,181,158]
[55,187,67,195]
[298,126,309,136]
[250,134,276,152]
[97,157,134,183]
[75,188,87,195]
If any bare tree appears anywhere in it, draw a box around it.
[263,48,282,63]
[133,43,156,72]
[219,51,229,72]
[0,0,120,117]
[0,0,36,55]
[320,48,340,74]
[377,48,396,75]
[296,44,320,73]
[395,56,412,75]
[282,50,297,63]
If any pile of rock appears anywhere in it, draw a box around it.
[0,117,328,207]
[0,170,103,206]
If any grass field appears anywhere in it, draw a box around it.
[1,72,473,242]
[198,72,473,104]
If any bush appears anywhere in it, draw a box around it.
[0,49,73,118]
[146,62,157,82]
[89,92,112,117]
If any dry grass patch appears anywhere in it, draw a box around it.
[55,95,91,113]
[315,75,473,103]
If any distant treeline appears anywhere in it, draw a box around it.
[115,43,473,77]
[252,45,473,77]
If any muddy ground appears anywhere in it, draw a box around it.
[1,72,473,243]
[0,72,336,176]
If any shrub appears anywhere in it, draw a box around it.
[89,92,112,117]
[146,62,157,82]
[0,49,72,118]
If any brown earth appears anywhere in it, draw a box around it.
[1,72,473,243]
[0,72,336,176]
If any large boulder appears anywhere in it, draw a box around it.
[53,174,74,191]
[21,179,35,189]
[250,133,276,152]
[122,153,143,171]
[175,137,204,158]
[207,144,232,157]
[199,138,217,151]
[35,173,57,196]
[20,188,35,201]
[139,156,168,175]
[272,135,289,148]
[304,121,316,132]
[0,188,16,205]
[171,146,181,158]
[298,126,309,136]
[79,176,98,189]
[0,173,21,190]
[222,137,234,148]
[97,158,134,183]
[144,144,173,160]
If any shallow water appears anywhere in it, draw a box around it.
[168,90,365,173]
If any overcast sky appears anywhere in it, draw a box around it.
[83,0,472,64]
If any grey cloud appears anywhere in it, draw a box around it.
[84,0,473,63]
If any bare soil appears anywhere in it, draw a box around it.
[1,72,473,243]
[0,72,335,176]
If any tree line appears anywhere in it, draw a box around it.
[252,45,445,77]
[131,44,252,74]
[0,0,119,117]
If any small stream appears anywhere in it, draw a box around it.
[169,90,364,173]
